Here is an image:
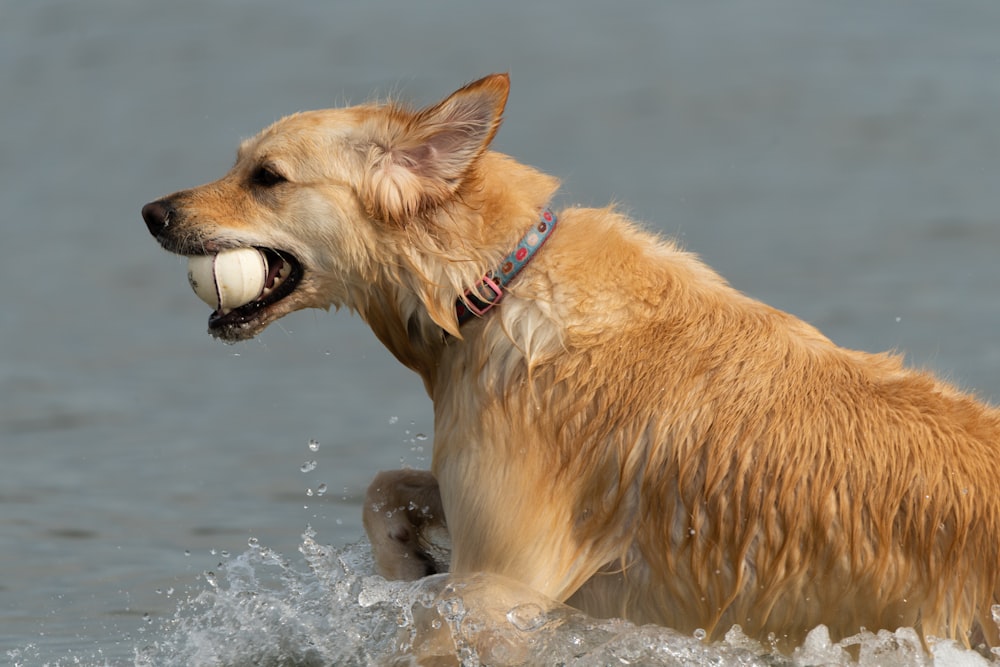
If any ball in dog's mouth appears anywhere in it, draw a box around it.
[186,247,302,332]
[187,248,267,312]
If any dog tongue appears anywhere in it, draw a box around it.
[264,255,285,289]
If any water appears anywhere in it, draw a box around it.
[2,0,1000,664]
[126,532,994,666]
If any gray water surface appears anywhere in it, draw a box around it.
[3,1,1000,663]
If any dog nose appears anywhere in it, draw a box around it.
[142,199,174,237]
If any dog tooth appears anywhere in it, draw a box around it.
[272,264,290,289]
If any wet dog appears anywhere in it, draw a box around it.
[143,73,1000,654]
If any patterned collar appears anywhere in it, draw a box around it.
[455,208,557,326]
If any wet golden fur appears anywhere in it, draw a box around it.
[144,74,1000,653]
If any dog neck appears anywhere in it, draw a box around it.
[362,208,558,391]
[455,208,557,326]
[359,152,561,394]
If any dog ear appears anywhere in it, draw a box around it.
[363,73,510,224]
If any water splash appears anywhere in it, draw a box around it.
[134,532,997,667]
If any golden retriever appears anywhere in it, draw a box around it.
[142,73,1000,655]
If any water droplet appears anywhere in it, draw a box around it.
[306,488,314,497]
[335,518,343,525]
[308,439,320,452]
[248,536,259,548]
[220,550,229,558]
[204,571,217,588]
[693,628,707,641]
[415,433,428,441]
[388,416,399,424]
[316,483,327,496]
[439,596,465,621]
[507,602,548,632]
[184,550,191,557]
[301,460,318,473]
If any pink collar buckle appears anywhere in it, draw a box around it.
[455,207,557,326]
[461,274,504,317]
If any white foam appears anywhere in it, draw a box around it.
[135,531,997,667]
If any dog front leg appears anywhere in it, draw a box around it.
[363,469,451,580]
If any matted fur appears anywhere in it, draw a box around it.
[144,74,1000,653]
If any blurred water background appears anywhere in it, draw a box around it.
[3,1,1000,664]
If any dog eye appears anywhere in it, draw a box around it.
[250,165,287,188]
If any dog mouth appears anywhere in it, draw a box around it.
[200,247,304,335]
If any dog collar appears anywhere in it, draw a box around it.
[456,208,557,325]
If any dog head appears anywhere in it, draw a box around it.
[142,74,510,341]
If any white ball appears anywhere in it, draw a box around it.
[187,248,267,312]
